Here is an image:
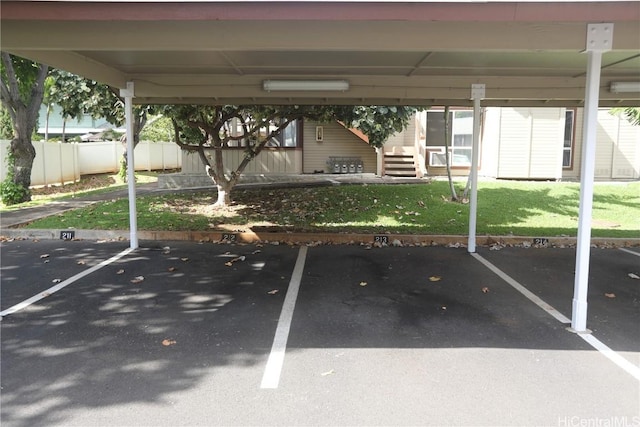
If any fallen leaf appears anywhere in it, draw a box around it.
[359,281,368,287]
[604,293,616,298]
[168,267,177,272]
[481,287,490,293]
[320,369,335,376]
[162,339,176,346]
[267,289,279,295]
[130,276,145,284]
[628,273,640,280]
[429,276,442,282]
[52,279,62,283]
[116,269,125,275]
[40,254,50,259]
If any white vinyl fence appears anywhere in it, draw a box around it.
[0,140,181,187]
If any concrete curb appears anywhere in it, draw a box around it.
[1,228,638,248]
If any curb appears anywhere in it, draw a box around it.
[1,228,638,248]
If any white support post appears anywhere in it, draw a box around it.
[571,24,613,333]
[468,84,485,253]
[120,82,138,250]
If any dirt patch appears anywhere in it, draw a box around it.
[31,174,117,197]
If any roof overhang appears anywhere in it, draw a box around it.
[1,1,639,107]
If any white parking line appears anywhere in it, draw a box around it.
[260,246,308,389]
[0,247,134,318]
[471,252,640,381]
[619,247,640,257]
[470,252,571,324]
[578,332,640,381]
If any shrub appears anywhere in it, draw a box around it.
[0,147,30,205]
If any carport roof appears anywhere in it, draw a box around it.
[1,0,639,107]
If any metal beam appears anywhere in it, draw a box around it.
[120,81,138,250]
[468,84,485,253]
[571,23,613,333]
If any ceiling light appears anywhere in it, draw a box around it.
[263,80,349,92]
[609,82,640,93]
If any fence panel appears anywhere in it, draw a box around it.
[78,141,121,175]
[1,140,80,186]
[0,140,181,187]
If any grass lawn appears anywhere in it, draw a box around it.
[0,172,162,211]
[21,180,640,238]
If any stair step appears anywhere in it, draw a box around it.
[384,151,417,177]
[385,164,415,170]
[384,155,414,160]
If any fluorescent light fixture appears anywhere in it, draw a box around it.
[263,80,349,92]
[610,82,640,93]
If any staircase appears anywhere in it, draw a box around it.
[383,147,418,177]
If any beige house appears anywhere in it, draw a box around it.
[407,107,640,181]
[178,119,378,185]
[177,108,638,184]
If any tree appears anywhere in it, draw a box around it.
[47,70,152,177]
[611,107,640,126]
[442,106,459,202]
[165,104,418,207]
[0,53,49,203]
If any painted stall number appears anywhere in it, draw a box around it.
[374,235,389,245]
[221,233,238,243]
[60,230,75,241]
[533,238,549,247]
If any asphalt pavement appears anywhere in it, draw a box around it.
[1,177,639,426]
[1,239,638,427]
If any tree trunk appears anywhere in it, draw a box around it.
[45,104,51,142]
[10,135,36,201]
[120,110,147,180]
[208,146,237,208]
[0,54,48,203]
[443,106,458,201]
[215,180,233,206]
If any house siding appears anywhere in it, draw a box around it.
[182,148,302,175]
[613,114,640,178]
[528,108,564,179]
[570,109,639,180]
[495,108,564,179]
[496,108,532,178]
[302,121,377,174]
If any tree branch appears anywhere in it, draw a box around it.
[1,53,21,103]
[26,63,49,128]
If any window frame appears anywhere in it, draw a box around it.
[563,109,576,169]
[425,108,475,168]
[225,118,302,150]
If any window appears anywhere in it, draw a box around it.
[227,118,300,148]
[451,111,473,166]
[269,119,299,148]
[425,109,473,167]
[563,110,575,168]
